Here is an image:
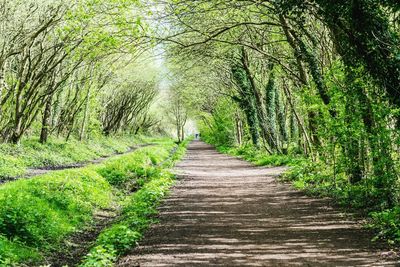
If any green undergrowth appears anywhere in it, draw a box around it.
[0,137,190,266]
[0,169,113,266]
[368,207,400,245]
[217,143,400,247]
[80,140,190,266]
[0,135,152,180]
[217,145,304,167]
[80,171,175,266]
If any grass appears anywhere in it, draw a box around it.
[80,171,175,266]
[0,168,113,266]
[0,137,190,266]
[80,140,190,266]
[0,135,151,180]
[217,145,304,167]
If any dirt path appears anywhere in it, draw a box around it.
[118,141,397,266]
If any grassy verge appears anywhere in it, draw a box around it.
[80,140,190,266]
[0,168,113,266]
[216,143,400,247]
[217,145,304,167]
[0,135,153,180]
[0,138,190,266]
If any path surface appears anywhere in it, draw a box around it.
[118,141,397,266]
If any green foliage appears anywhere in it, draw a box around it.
[0,156,25,179]
[218,145,303,167]
[0,236,41,266]
[369,207,400,245]
[0,135,140,180]
[168,139,192,166]
[199,99,238,147]
[81,171,175,266]
[0,169,113,264]
[97,144,173,186]
[231,59,260,148]
[81,141,189,266]
[0,137,186,266]
[80,245,117,267]
[265,69,278,147]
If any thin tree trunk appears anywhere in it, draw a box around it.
[40,95,53,144]
[79,88,91,141]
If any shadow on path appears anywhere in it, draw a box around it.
[118,141,398,267]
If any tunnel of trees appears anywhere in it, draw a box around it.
[0,0,399,265]
[157,0,400,208]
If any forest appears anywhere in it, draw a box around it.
[0,0,399,266]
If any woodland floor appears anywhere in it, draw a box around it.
[118,141,399,267]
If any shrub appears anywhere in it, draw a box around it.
[369,207,400,245]
[96,144,173,187]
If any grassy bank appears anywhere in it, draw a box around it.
[217,145,304,167]
[0,135,154,180]
[0,138,190,266]
[81,140,190,266]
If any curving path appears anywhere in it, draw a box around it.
[118,141,397,266]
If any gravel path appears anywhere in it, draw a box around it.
[118,141,397,266]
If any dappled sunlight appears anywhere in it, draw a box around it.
[118,142,395,266]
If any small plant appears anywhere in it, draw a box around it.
[369,207,400,245]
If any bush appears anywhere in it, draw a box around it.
[0,155,25,178]
[369,207,400,245]
[81,245,117,267]
[97,144,173,186]
[0,236,41,266]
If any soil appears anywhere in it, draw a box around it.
[118,141,399,267]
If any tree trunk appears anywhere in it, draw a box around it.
[79,88,91,141]
[40,96,53,144]
[181,125,185,141]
